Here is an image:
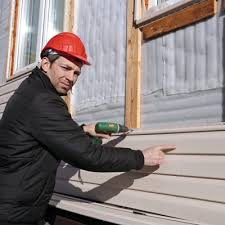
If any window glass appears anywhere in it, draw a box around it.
[15,0,40,70]
[147,0,184,8]
[15,0,65,72]
[43,0,65,46]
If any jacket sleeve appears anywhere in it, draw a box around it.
[28,93,144,172]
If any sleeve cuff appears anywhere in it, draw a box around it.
[135,150,145,170]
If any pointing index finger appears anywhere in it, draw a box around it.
[158,144,176,152]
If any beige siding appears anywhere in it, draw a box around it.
[51,194,197,225]
[0,75,27,118]
[55,127,225,225]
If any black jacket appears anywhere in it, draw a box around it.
[0,67,144,225]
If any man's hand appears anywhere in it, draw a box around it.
[142,144,176,166]
[82,124,111,139]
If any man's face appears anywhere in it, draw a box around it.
[41,56,82,95]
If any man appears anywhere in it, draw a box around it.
[0,32,175,225]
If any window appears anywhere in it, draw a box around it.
[13,0,65,74]
[134,0,216,40]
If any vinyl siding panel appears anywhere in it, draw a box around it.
[51,194,197,225]
[0,75,27,118]
[55,127,225,225]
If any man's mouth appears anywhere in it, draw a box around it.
[61,82,71,90]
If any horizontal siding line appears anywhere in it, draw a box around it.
[0,82,24,96]
[112,136,225,155]
[127,129,225,135]
[130,190,225,205]
[0,77,24,88]
[0,90,16,97]
[58,165,225,180]
[0,102,7,106]
[55,179,225,224]
[0,93,13,106]
[152,172,225,180]
[51,193,198,225]
[143,155,225,179]
[125,126,225,134]
[53,192,192,225]
[59,179,225,205]
[161,153,225,156]
[0,103,6,113]
[56,168,225,203]
[0,69,30,89]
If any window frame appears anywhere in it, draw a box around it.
[13,0,44,77]
[7,0,69,80]
[134,0,217,40]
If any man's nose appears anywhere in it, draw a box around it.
[66,72,76,83]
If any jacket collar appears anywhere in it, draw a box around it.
[30,66,66,96]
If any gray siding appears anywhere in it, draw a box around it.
[0,0,12,84]
[142,88,224,128]
[72,0,127,125]
[142,8,225,128]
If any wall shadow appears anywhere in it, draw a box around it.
[53,134,158,210]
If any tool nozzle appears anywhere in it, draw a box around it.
[119,125,130,132]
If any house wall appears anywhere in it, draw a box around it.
[142,2,225,128]
[0,0,11,84]
[55,126,225,225]
[71,0,127,125]
[0,75,27,119]
[0,0,16,119]
[54,2,225,225]
[0,1,225,224]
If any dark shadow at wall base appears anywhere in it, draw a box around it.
[45,205,117,225]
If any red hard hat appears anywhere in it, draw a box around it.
[40,32,90,65]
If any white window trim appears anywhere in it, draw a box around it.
[135,0,201,27]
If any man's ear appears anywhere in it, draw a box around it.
[40,57,50,73]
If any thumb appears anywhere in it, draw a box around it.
[95,133,111,139]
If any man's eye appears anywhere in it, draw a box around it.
[61,66,70,70]
[74,72,80,76]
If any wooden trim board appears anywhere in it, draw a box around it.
[142,0,216,40]
[64,0,75,113]
[125,0,141,128]
[8,0,19,79]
